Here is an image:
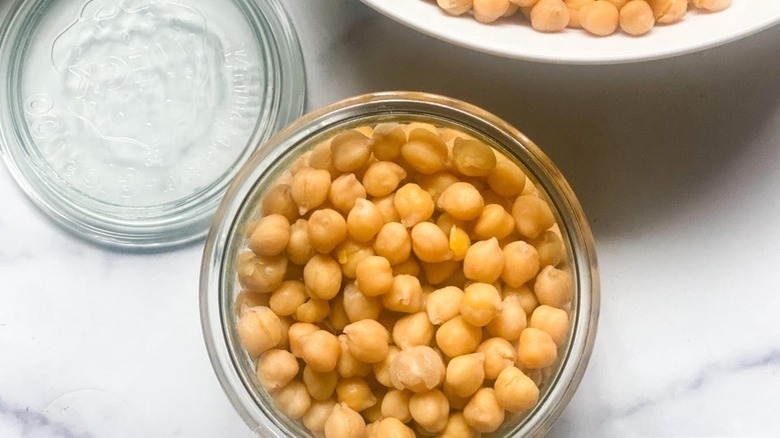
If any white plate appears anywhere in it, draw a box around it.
[360,0,780,64]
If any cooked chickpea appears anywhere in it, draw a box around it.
[363,399,384,424]
[326,297,349,332]
[343,319,390,363]
[487,156,526,197]
[512,195,555,239]
[345,199,383,243]
[477,337,517,380]
[400,128,448,175]
[329,173,367,213]
[372,123,407,161]
[473,204,515,240]
[309,140,338,178]
[372,194,401,224]
[330,129,373,172]
[391,258,421,278]
[473,0,511,23]
[335,238,375,279]
[336,377,377,412]
[534,265,572,308]
[445,353,486,398]
[362,161,407,198]
[486,295,528,341]
[374,345,401,388]
[269,280,307,316]
[291,167,331,215]
[493,366,540,413]
[383,275,424,313]
[256,349,299,392]
[324,403,366,438]
[442,383,471,411]
[307,209,347,254]
[531,0,570,31]
[460,282,502,327]
[438,0,474,15]
[502,240,540,287]
[463,238,504,283]
[426,286,463,325]
[408,222,451,264]
[272,381,312,421]
[376,417,415,437]
[450,137,496,177]
[418,172,460,204]
[341,282,382,323]
[439,412,478,438]
[303,254,342,300]
[421,260,459,285]
[693,0,731,12]
[619,0,654,35]
[394,183,435,227]
[436,316,482,357]
[447,224,471,261]
[505,285,540,315]
[463,387,504,433]
[530,230,564,267]
[436,182,485,221]
[303,365,339,401]
[261,184,298,221]
[237,252,287,293]
[529,305,570,346]
[392,312,435,349]
[390,346,446,393]
[579,0,619,35]
[303,399,337,434]
[288,322,318,357]
[235,290,270,313]
[648,0,687,23]
[373,222,412,265]
[354,256,394,297]
[517,327,558,369]
[337,334,372,378]
[381,389,412,423]
[298,329,340,373]
[287,219,315,266]
[237,306,282,356]
[409,389,450,433]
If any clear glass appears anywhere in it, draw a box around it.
[200,92,600,437]
[0,0,305,249]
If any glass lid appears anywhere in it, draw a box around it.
[0,0,305,249]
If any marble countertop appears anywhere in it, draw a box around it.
[2,1,780,437]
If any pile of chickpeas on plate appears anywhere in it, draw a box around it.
[435,0,731,36]
[234,121,573,437]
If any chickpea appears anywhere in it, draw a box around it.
[389,346,446,393]
[445,353,486,398]
[324,403,366,438]
[294,298,329,323]
[355,256,394,297]
[463,388,505,433]
[372,194,401,224]
[692,0,731,12]
[372,123,407,161]
[505,285,539,315]
[579,0,619,35]
[261,184,298,221]
[235,290,270,314]
[460,282,503,327]
[530,230,564,268]
[307,209,347,253]
[288,322,318,358]
[426,286,463,325]
[303,365,339,401]
[346,199,383,243]
[473,0,511,23]
[362,161,407,198]
[436,182,485,221]
[381,389,412,423]
[531,0,570,31]
[486,295,528,341]
[329,173,367,214]
[448,224,471,261]
[374,222,412,265]
[421,260,459,285]
[409,389,449,433]
[477,337,517,380]
[269,280,307,316]
[438,0,474,15]
[237,251,287,293]
[287,219,315,266]
[256,349,299,392]
[439,412,478,438]
[473,204,514,240]
[648,0,687,23]
[291,167,331,215]
[343,319,390,363]
[436,316,482,357]
[529,305,569,346]
[411,222,452,263]
[534,265,572,308]
[619,0,654,35]
[309,140,339,178]
[418,172,460,204]
[502,240,540,287]
[401,128,448,175]
[303,399,337,434]
[337,334,373,378]
[330,129,373,172]
[299,330,340,373]
[327,294,350,332]
[392,312,435,349]
[376,417,415,438]
[512,195,555,239]
[394,183,435,228]
[493,367,541,413]
[335,238,375,279]
[487,156,526,198]
[463,238,504,284]
[383,275,424,313]
[442,383,471,411]
[303,254,342,300]
[391,258,421,278]
[516,327,558,369]
[374,346,401,388]
[449,137,495,177]
[336,377,377,412]
[274,381,312,420]
[342,282,383,322]
[363,398,384,424]
[237,306,282,356]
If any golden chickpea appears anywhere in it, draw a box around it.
[534,265,572,308]
[307,209,347,254]
[383,275,424,313]
[442,383,471,411]
[486,295,528,341]
[448,225,471,261]
[619,0,654,35]
[529,305,569,346]
[335,238,375,279]
[435,212,469,238]
[346,198,383,242]
[362,161,407,198]
[324,403,366,438]
[579,0,619,35]
[256,349,299,392]
[274,380,312,420]
[421,260,459,285]
[343,319,390,363]
[342,282,383,322]
[237,306,282,356]
[487,156,526,198]
[477,337,517,380]
[394,183,435,228]
[436,182,485,221]
[235,290,270,313]
[293,296,328,322]
[376,417,415,438]
[237,251,287,293]
[517,327,558,369]
[329,173,367,214]
[299,330,341,373]
[336,378,377,412]
[445,353,486,398]
[648,0,686,23]
[363,398,384,424]
[463,387,504,433]
[303,399,337,434]
[418,172,460,204]
[494,367,540,413]
[502,240,540,287]
[372,123,407,161]
[409,389,449,433]
[303,254,342,300]
[473,0,511,23]
[288,322,318,357]
[373,222,412,266]
[381,389,412,423]
[303,365,339,401]
[291,167,331,215]
[337,334,373,378]
[474,204,515,240]
[438,0,474,15]
[269,280,307,316]
[355,256,394,297]
[426,286,463,325]
[261,184,298,221]
[392,312,435,349]
[463,238,504,284]
[330,129,373,172]
[391,258,421,278]
[439,412,478,438]
[372,194,401,224]
[505,285,539,315]
[374,346,401,388]
[309,140,339,178]
[530,230,564,268]
[411,222,452,263]
[390,346,446,393]
[692,0,731,12]
[460,282,503,327]
[287,219,315,266]
[531,0,570,31]
[436,316,482,357]
[512,195,555,239]
[451,137,497,177]
[401,128,448,175]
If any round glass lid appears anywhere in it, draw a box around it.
[0,0,305,249]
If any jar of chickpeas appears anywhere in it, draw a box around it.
[200,92,599,437]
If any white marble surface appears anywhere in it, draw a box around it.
[2,1,780,437]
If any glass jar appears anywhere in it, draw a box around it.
[200,91,600,437]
